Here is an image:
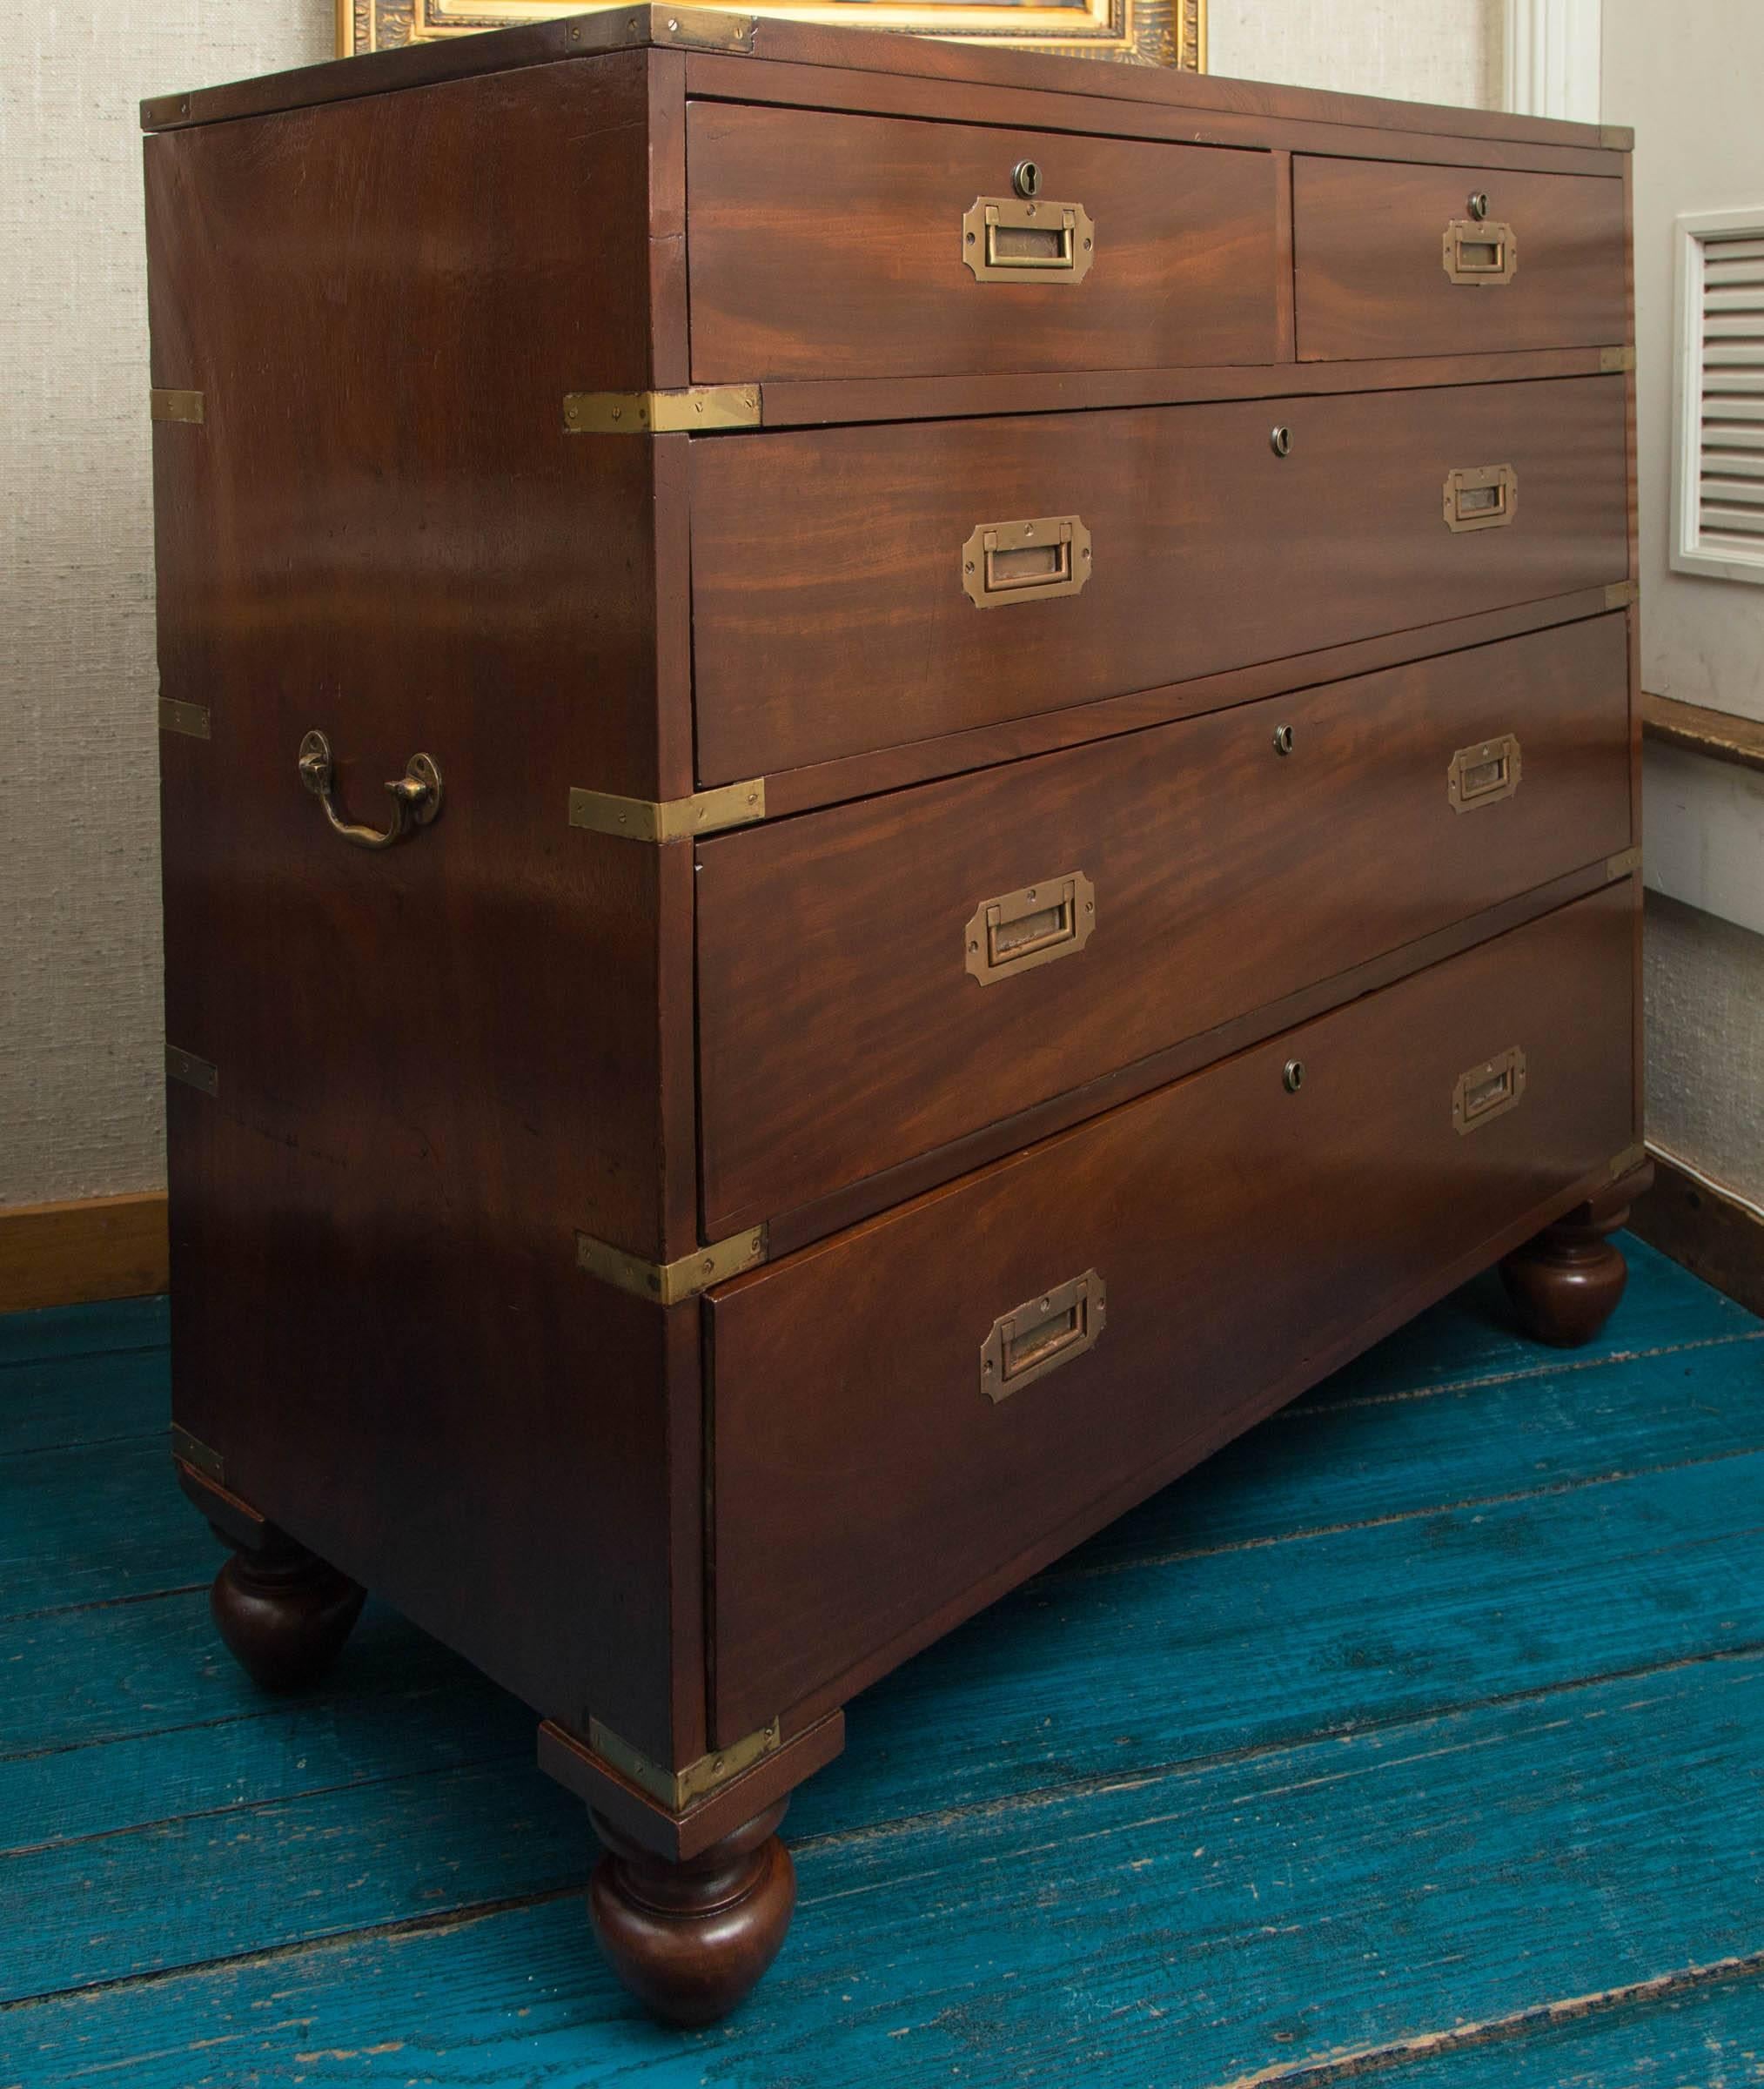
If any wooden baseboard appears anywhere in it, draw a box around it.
[1627,1151,1764,1320]
[0,1192,170,1314]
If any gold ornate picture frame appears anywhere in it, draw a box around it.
[340,0,1204,71]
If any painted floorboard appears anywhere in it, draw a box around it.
[0,1294,167,1370]
[5,1654,1761,2089]
[1335,1958,1764,2089]
[2,1246,1761,2086]
[10,1448,1763,2005]
[0,1342,170,1460]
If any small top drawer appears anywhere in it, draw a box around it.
[1294,158,1627,361]
[686,103,1284,381]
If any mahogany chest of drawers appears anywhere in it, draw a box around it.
[143,7,1647,2024]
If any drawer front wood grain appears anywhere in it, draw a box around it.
[708,883,1636,1736]
[690,377,1628,783]
[686,103,1283,381]
[1294,158,1627,361]
[696,615,1633,1234]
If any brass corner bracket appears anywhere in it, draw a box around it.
[158,698,210,741]
[1606,844,1643,880]
[165,1044,218,1097]
[562,386,761,435]
[170,1424,225,1483]
[150,388,205,424]
[587,1715,781,1813]
[575,1225,767,1305]
[567,778,765,843]
[1606,580,1640,610]
[1600,345,1635,374]
[1609,1140,1649,1181]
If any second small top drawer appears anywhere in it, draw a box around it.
[1294,157,1627,360]
[686,102,1284,380]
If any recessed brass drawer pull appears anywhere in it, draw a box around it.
[1453,1044,1527,1134]
[962,514,1092,608]
[1447,732,1522,811]
[961,195,1095,284]
[298,729,443,851]
[964,871,1096,985]
[1443,216,1518,285]
[1444,463,1519,533]
[981,1269,1106,1402]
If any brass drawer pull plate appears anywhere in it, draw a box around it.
[298,729,442,851]
[1444,464,1519,533]
[1443,217,1518,285]
[982,1270,1106,1402]
[965,871,1096,985]
[1448,732,1522,811]
[962,195,1095,283]
[1453,1045,1527,1135]
[962,514,1092,608]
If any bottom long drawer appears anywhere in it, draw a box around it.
[707,883,1637,1738]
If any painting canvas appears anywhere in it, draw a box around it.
[339,0,1204,71]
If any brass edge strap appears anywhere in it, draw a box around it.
[648,7,755,51]
[1600,124,1635,151]
[1600,345,1636,373]
[587,1716,781,1813]
[1609,1140,1650,1181]
[150,388,205,424]
[1606,844,1643,879]
[575,1225,767,1305]
[1606,580,1640,609]
[170,1425,225,1482]
[165,1044,218,1097]
[563,386,761,435]
[567,778,765,843]
[158,699,211,741]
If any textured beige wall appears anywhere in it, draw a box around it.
[1,4,332,1207]
[1209,0,1503,107]
[1645,895,1764,1207]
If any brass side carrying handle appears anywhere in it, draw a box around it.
[962,515,1092,608]
[1448,733,1522,811]
[298,730,442,850]
[981,1269,1106,1403]
[1453,1045,1527,1134]
[962,195,1095,283]
[1443,217,1518,285]
[1444,464,1519,533]
[965,871,1096,985]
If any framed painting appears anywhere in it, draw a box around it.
[339,0,1205,71]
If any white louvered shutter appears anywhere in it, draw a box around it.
[1673,212,1764,582]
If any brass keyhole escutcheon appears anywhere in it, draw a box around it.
[1468,190,1491,220]
[1270,425,1292,458]
[1012,158,1042,198]
[1283,1058,1306,1094]
[1272,723,1296,756]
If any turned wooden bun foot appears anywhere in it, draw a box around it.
[588,1798,796,2026]
[1500,1165,1652,1348]
[210,1535,366,1692]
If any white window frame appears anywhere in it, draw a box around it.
[1504,0,1601,124]
[1672,206,1764,586]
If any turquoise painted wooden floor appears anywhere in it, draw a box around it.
[3,1239,1763,2087]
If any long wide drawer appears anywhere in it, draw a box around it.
[1294,158,1628,361]
[696,615,1632,1232]
[690,377,1629,782]
[686,104,1284,381]
[708,883,1636,1736]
